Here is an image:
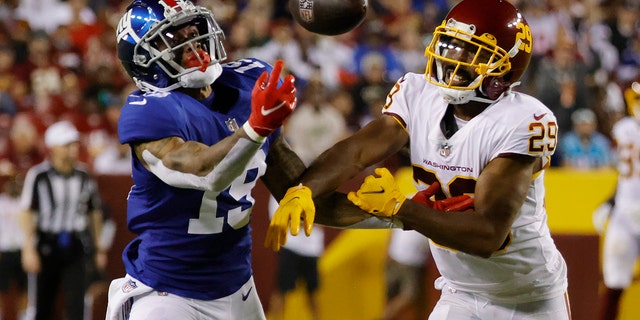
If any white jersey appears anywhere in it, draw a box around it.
[0,193,24,251]
[383,73,567,303]
[602,117,640,289]
[611,117,640,231]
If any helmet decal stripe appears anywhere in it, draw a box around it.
[162,0,179,8]
[160,0,184,14]
[116,10,141,44]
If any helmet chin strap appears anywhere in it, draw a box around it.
[179,63,223,88]
[438,87,476,104]
[436,75,482,104]
[134,63,223,92]
[468,94,502,104]
[135,78,175,92]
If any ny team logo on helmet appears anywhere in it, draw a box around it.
[424,0,533,104]
[116,0,227,92]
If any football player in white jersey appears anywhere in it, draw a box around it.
[596,81,640,320]
[265,0,571,319]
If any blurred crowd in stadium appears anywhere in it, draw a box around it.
[1,0,638,180]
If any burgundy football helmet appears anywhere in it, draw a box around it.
[625,81,640,121]
[424,0,533,104]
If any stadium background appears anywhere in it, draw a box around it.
[2,0,640,319]
[2,166,630,320]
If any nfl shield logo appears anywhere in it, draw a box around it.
[440,143,451,157]
[298,0,314,22]
[122,279,138,293]
[300,9,313,22]
[225,118,239,132]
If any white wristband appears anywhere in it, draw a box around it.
[242,122,267,143]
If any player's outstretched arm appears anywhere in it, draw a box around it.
[242,59,297,143]
[262,134,374,251]
[347,155,535,258]
[347,167,408,217]
[263,115,409,251]
[397,155,536,257]
[133,61,297,192]
[135,134,260,192]
[303,115,409,197]
[345,167,474,216]
[263,136,398,235]
[262,135,306,201]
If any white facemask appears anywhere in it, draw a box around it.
[179,63,223,88]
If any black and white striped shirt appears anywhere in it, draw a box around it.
[20,161,102,234]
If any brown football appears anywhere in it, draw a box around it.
[288,0,368,36]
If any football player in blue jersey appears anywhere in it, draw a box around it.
[105,1,309,319]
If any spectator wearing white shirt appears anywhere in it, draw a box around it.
[0,175,28,320]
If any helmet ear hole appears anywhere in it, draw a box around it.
[502,71,513,82]
[482,77,510,100]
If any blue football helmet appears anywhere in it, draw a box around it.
[116,0,227,92]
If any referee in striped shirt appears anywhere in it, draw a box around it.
[19,120,106,320]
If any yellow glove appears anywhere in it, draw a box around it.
[264,184,316,251]
[347,167,406,217]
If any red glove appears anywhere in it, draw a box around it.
[412,182,474,212]
[411,181,440,206]
[431,195,474,212]
[244,60,297,141]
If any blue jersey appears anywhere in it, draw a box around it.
[118,58,278,300]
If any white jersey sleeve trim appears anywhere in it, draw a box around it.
[142,137,263,192]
